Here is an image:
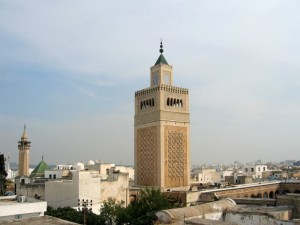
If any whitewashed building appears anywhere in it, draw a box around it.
[0,195,47,221]
[243,165,268,179]
[191,168,222,184]
[45,171,101,214]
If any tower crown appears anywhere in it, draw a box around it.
[18,125,31,148]
[154,40,169,66]
[151,41,173,87]
[21,125,28,141]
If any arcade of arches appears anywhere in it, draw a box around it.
[198,182,300,201]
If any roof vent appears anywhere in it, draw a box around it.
[17,195,27,203]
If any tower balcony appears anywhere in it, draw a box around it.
[135,84,189,97]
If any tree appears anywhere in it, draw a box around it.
[46,206,101,225]
[0,154,8,196]
[46,189,174,225]
[123,188,172,225]
[99,198,126,225]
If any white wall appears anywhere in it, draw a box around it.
[101,173,129,206]
[192,169,221,184]
[44,170,62,179]
[45,171,101,214]
[0,196,47,221]
[243,165,267,179]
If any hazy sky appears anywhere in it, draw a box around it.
[1,1,300,166]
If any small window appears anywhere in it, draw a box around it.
[53,174,56,179]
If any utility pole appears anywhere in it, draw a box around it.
[78,199,93,225]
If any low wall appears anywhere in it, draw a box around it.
[156,198,236,224]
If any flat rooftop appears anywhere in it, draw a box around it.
[0,215,80,225]
[0,195,42,205]
[228,205,292,214]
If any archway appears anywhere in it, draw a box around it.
[269,191,274,199]
[257,193,262,198]
[250,194,256,198]
[263,192,268,198]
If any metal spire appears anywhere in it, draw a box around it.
[159,39,164,54]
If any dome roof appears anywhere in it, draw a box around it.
[87,160,95,165]
[74,162,84,167]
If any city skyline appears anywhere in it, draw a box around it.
[1,1,300,165]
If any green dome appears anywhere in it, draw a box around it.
[30,159,51,178]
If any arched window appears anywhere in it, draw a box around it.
[167,98,170,106]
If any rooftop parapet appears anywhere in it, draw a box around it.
[135,84,189,97]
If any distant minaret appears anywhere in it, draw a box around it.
[18,125,31,176]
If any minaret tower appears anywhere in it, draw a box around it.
[134,41,190,190]
[18,125,31,176]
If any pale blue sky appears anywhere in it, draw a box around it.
[1,1,300,166]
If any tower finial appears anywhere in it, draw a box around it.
[24,124,26,130]
[159,39,164,54]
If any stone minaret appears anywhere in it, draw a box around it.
[18,125,31,176]
[134,42,190,190]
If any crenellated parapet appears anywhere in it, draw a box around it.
[135,84,189,97]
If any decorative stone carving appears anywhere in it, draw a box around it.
[136,127,157,185]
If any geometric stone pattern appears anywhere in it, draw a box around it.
[164,126,188,188]
[136,126,157,186]
[167,130,184,178]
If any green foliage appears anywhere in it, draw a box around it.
[46,206,82,224]
[46,206,100,225]
[124,188,172,225]
[46,188,173,225]
[98,198,126,225]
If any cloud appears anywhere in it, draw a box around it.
[1,1,300,165]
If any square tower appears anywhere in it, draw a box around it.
[134,42,190,190]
